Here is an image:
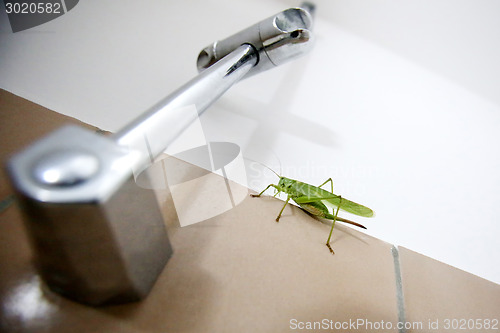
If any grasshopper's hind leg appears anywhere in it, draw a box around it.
[325,196,342,254]
[318,178,334,193]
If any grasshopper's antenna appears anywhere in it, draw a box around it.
[262,162,280,178]
[269,165,280,178]
[268,147,282,177]
[266,147,282,177]
[250,160,280,178]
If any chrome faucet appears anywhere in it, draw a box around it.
[6,4,315,306]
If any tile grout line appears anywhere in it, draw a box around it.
[391,245,407,333]
[0,195,15,214]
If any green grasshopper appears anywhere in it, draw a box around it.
[251,170,374,254]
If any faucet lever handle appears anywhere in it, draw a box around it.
[197,5,315,77]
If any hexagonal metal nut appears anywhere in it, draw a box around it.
[7,126,173,305]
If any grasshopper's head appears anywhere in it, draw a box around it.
[277,176,294,191]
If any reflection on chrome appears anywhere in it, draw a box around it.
[4,275,56,324]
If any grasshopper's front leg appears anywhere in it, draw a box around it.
[250,184,289,222]
[275,196,291,222]
[250,184,279,198]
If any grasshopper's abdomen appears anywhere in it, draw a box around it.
[295,200,328,218]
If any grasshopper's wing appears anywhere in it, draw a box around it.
[292,183,374,218]
[322,196,374,217]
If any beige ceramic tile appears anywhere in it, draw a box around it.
[398,247,500,333]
